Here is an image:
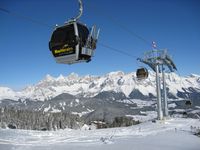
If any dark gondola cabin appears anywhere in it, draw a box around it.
[49,21,97,64]
[185,100,192,106]
[136,68,149,80]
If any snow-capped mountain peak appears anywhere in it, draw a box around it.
[0,87,18,100]
[44,74,54,81]
[0,71,200,101]
[56,74,65,81]
[67,72,79,80]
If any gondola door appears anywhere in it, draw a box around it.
[49,22,80,64]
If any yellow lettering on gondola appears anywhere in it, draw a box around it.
[54,47,73,54]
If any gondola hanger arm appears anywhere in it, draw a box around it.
[67,0,83,22]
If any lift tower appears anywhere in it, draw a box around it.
[137,48,177,120]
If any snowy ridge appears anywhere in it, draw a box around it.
[0,71,200,101]
[0,87,19,100]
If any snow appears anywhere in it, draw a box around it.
[195,106,200,109]
[0,87,18,101]
[132,99,155,107]
[127,111,157,122]
[0,71,200,101]
[44,105,51,112]
[118,99,155,109]
[168,103,177,108]
[120,85,134,97]
[71,109,94,117]
[81,124,90,130]
[75,99,80,104]
[51,108,61,113]
[0,118,200,150]
[190,109,200,114]
[173,109,186,113]
[44,105,63,113]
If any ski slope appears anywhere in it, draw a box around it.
[0,118,200,150]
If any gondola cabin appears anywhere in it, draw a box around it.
[136,68,149,80]
[49,21,98,64]
[185,100,192,106]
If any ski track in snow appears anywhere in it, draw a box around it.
[0,118,200,150]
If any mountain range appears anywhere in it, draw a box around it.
[0,71,200,129]
[0,71,200,101]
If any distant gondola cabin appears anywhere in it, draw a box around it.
[136,68,149,80]
[185,100,192,106]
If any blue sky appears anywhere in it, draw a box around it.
[0,0,200,89]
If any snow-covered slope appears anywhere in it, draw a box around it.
[0,71,200,101]
[0,118,200,150]
[0,87,19,100]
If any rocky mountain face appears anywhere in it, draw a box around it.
[0,71,200,130]
[0,71,200,101]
